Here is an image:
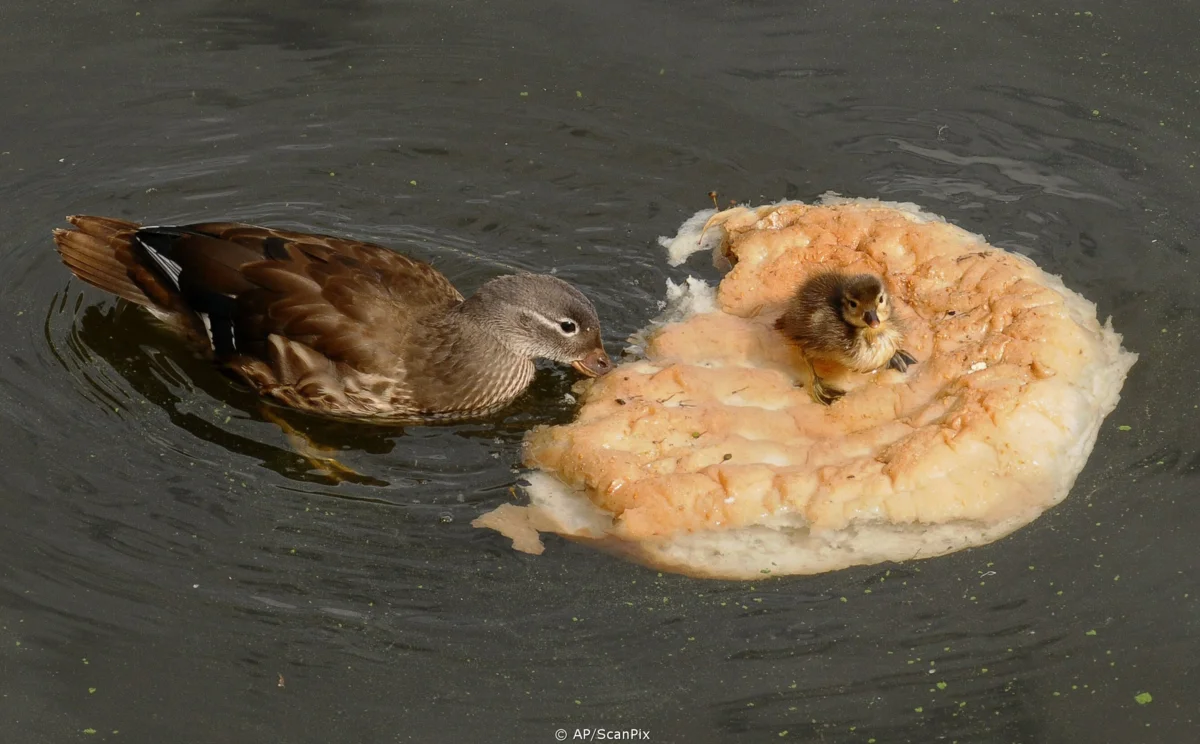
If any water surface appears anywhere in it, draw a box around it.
[1,1,1196,742]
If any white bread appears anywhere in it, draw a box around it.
[474,198,1137,579]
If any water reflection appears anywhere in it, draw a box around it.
[52,293,583,489]
[191,0,381,52]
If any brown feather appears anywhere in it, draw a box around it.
[54,217,209,347]
[52,224,150,306]
[66,215,140,242]
[156,233,261,296]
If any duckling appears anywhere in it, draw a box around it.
[53,216,613,423]
[774,270,917,405]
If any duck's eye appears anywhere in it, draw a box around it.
[559,320,578,335]
[878,294,886,305]
[847,299,859,309]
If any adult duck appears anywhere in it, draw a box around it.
[53,216,613,422]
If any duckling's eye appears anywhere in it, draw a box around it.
[847,299,859,309]
[878,294,886,305]
[558,320,578,335]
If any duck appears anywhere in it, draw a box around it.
[774,270,916,405]
[53,215,614,423]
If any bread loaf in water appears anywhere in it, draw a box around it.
[475,198,1137,579]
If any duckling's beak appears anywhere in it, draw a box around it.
[572,348,614,377]
[864,310,880,328]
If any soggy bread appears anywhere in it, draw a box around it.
[474,198,1137,579]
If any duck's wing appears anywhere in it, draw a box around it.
[54,217,463,373]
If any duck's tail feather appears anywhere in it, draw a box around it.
[53,216,157,307]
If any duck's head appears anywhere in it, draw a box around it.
[467,274,613,377]
[838,273,892,329]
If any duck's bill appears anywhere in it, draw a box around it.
[571,348,614,377]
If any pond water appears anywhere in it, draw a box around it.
[1,1,1196,742]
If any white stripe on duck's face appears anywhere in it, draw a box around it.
[516,308,603,364]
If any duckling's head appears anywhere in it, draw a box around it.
[467,274,613,377]
[839,274,892,329]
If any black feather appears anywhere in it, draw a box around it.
[132,225,249,355]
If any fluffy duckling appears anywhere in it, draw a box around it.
[774,270,917,405]
[53,216,613,422]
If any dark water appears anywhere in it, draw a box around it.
[1,1,1196,742]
